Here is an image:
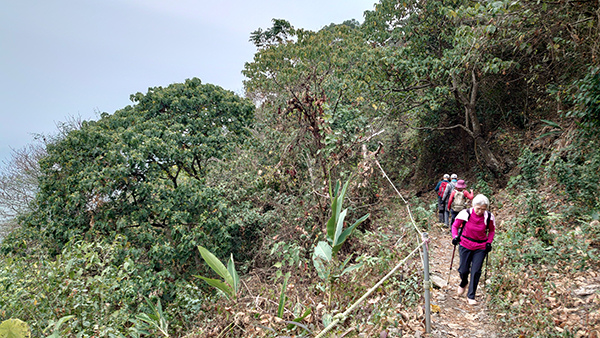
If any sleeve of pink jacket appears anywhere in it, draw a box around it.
[451,215,464,238]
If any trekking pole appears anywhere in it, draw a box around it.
[447,244,456,285]
[484,251,489,285]
[447,225,463,285]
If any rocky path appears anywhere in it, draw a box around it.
[424,224,506,338]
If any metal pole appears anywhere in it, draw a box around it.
[421,232,431,333]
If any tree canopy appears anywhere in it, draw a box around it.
[27,78,256,275]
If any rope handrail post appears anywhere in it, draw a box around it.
[421,232,432,333]
[374,154,433,335]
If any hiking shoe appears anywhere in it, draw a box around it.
[467,298,478,305]
[457,286,466,297]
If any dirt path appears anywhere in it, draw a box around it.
[424,224,506,338]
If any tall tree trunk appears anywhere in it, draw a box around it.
[453,70,504,175]
[467,106,503,174]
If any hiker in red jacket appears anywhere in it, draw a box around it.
[447,180,474,226]
[451,194,496,305]
[434,174,450,223]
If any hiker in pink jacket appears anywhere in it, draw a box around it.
[451,194,496,305]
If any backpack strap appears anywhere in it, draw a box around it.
[459,209,491,239]
[457,209,470,240]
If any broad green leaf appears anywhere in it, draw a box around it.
[277,272,291,318]
[227,254,240,294]
[333,213,369,254]
[194,275,234,299]
[0,318,31,338]
[326,184,340,240]
[327,180,350,241]
[331,180,340,198]
[340,262,363,276]
[325,211,337,243]
[312,241,332,280]
[197,245,233,288]
[313,241,332,262]
[332,208,348,247]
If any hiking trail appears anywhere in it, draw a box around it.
[424,223,506,338]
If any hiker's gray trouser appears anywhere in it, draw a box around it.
[444,209,450,226]
[437,196,444,222]
[458,245,487,300]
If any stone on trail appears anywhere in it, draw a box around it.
[430,275,447,289]
[573,284,600,296]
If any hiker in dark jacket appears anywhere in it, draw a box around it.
[451,194,496,305]
[434,174,450,223]
[447,179,474,226]
[442,174,458,226]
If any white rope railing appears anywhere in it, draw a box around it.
[315,159,431,338]
[313,242,424,338]
[313,156,432,337]
[374,159,423,238]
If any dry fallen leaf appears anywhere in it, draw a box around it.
[464,313,478,321]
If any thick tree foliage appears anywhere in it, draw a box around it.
[24,78,257,275]
[243,20,376,222]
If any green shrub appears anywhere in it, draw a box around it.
[522,191,553,245]
[566,66,600,138]
[518,147,544,189]
[0,236,195,336]
[548,144,600,212]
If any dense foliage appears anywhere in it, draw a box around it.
[1,0,599,336]
[27,78,256,267]
[1,79,266,336]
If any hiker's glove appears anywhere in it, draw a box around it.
[452,237,460,246]
[485,243,492,253]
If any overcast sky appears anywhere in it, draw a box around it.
[0,0,375,165]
